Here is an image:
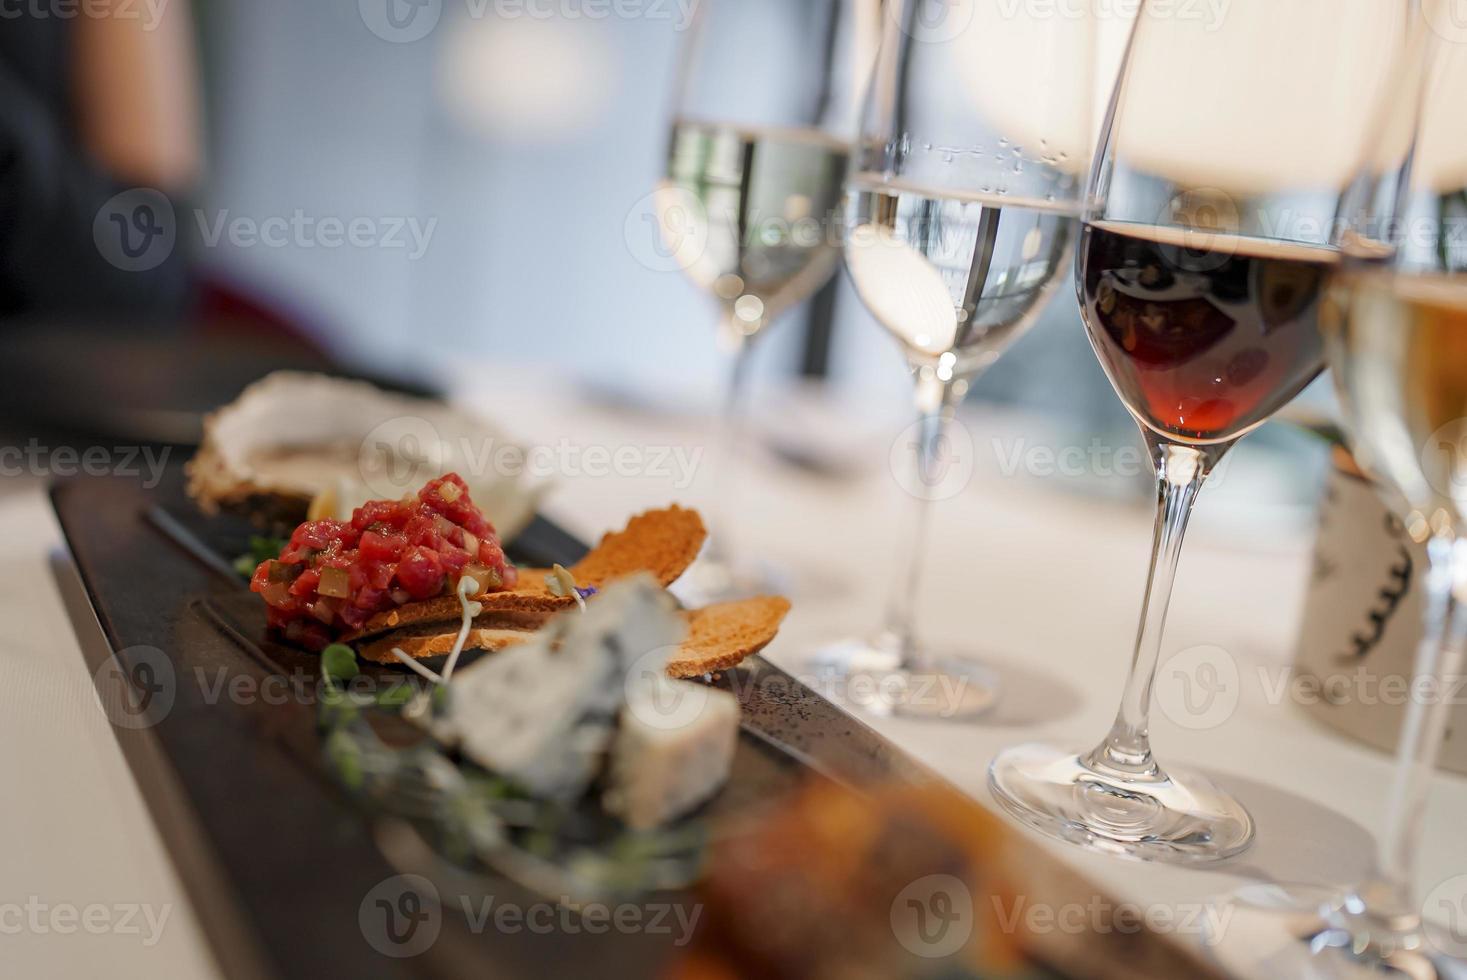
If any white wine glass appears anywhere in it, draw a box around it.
[812,0,1094,720]
[655,0,878,604]
[988,0,1408,862]
[1216,12,1467,977]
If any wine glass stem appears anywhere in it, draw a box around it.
[1345,537,1467,932]
[703,322,758,571]
[1088,436,1231,776]
[881,373,960,668]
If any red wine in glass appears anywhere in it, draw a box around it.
[1079,221,1339,444]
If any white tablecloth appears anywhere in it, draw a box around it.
[9,365,1466,977]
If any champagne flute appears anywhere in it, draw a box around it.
[989,0,1407,862]
[655,0,877,604]
[1217,16,1467,976]
[813,0,1093,720]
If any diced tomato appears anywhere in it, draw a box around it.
[250,473,513,649]
[290,568,321,597]
[397,545,444,599]
[358,529,403,563]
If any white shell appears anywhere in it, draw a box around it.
[187,371,547,539]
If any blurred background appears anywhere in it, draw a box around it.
[0,0,1331,521]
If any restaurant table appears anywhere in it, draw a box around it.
[9,362,1466,978]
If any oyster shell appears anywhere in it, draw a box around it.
[186,371,546,539]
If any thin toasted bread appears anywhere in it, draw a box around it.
[666,596,791,677]
[361,626,535,663]
[356,608,554,663]
[359,595,790,677]
[344,505,707,642]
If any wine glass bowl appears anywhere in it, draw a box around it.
[1328,269,1467,543]
[988,0,1409,864]
[1080,223,1336,445]
[809,0,1093,721]
[661,122,850,349]
[1250,26,1467,976]
[654,0,876,604]
[845,178,1077,380]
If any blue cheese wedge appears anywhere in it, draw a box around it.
[438,575,684,803]
[603,675,740,830]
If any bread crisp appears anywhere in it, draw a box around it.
[666,596,791,677]
[360,626,536,663]
[359,595,790,676]
[344,505,707,642]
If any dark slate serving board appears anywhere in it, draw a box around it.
[49,466,933,980]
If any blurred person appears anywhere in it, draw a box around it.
[0,0,201,319]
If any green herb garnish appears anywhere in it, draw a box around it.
[320,643,360,688]
[232,535,286,578]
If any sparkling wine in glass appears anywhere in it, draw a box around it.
[655,0,876,603]
[989,0,1407,862]
[1216,17,1467,976]
[813,0,1093,720]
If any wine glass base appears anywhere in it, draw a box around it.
[1206,884,1467,979]
[987,742,1254,864]
[808,638,1000,721]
